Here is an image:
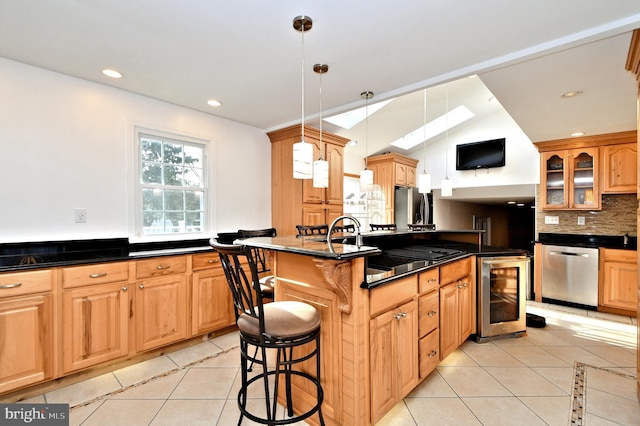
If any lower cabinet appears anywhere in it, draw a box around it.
[191,253,235,336]
[599,248,637,316]
[439,264,473,360]
[0,294,53,394]
[418,289,439,378]
[370,298,418,424]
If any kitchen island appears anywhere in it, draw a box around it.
[242,229,482,425]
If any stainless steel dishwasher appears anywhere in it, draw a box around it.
[541,244,599,308]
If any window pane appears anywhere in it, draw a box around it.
[165,212,184,232]
[141,139,162,162]
[185,212,203,232]
[163,142,184,165]
[142,188,163,211]
[144,212,164,233]
[184,145,202,166]
[165,189,184,210]
[185,191,203,210]
[183,165,203,187]
[163,165,183,186]
[142,163,162,184]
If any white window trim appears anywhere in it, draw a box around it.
[131,126,211,242]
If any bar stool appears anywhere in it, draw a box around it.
[295,224,329,237]
[238,228,277,301]
[210,240,325,426]
[370,223,397,231]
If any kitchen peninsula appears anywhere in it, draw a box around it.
[242,229,483,425]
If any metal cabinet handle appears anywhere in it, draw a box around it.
[139,284,144,290]
[428,278,437,283]
[428,350,438,358]
[427,310,437,317]
[122,286,128,292]
[156,265,171,270]
[0,283,22,289]
[89,273,107,278]
[394,312,407,320]
[207,259,219,264]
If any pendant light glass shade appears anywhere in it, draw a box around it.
[292,15,313,180]
[360,90,374,192]
[313,63,329,188]
[441,177,453,197]
[418,172,431,194]
[360,169,374,192]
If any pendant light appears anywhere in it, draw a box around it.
[360,91,374,192]
[441,85,453,197]
[312,63,329,188]
[418,88,432,194]
[292,15,313,179]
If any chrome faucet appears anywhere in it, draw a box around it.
[327,215,363,252]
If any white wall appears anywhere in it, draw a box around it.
[0,58,271,243]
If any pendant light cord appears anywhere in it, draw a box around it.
[445,87,449,179]
[301,26,305,142]
[423,89,427,172]
[319,68,323,158]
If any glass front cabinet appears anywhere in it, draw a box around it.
[540,148,600,210]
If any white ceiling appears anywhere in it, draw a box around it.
[1,1,639,204]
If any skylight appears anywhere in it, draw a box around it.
[323,99,395,129]
[390,105,475,150]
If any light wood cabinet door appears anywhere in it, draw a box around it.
[62,282,129,373]
[601,143,637,193]
[458,275,473,343]
[418,290,438,338]
[370,298,418,424]
[419,329,439,379]
[599,248,637,315]
[135,274,188,352]
[191,268,235,335]
[302,141,344,205]
[439,282,458,360]
[0,294,53,394]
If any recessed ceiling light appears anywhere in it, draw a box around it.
[517,203,524,207]
[571,131,585,137]
[561,90,583,98]
[207,99,222,107]
[507,201,516,204]
[102,69,122,79]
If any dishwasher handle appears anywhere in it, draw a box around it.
[549,250,591,257]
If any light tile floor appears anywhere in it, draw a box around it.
[19,302,640,425]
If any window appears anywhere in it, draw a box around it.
[136,130,207,237]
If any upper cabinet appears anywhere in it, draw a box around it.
[367,153,419,223]
[534,131,636,211]
[268,125,349,235]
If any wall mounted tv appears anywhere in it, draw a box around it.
[455,138,506,170]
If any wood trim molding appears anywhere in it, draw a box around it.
[626,29,640,79]
[533,130,637,152]
[313,258,353,314]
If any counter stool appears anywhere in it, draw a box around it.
[296,224,329,237]
[238,228,277,301]
[370,223,397,231]
[210,241,325,426]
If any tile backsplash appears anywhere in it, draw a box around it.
[536,190,637,236]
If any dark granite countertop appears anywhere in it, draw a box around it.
[537,232,637,250]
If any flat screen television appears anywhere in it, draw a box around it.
[455,138,505,170]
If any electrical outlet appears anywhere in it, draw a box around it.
[74,208,87,223]
[544,215,559,225]
[577,216,585,226]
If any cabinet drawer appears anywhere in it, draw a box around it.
[0,269,52,298]
[419,329,439,379]
[440,257,471,285]
[62,262,129,288]
[601,248,636,263]
[369,275,417,317]
[192,252,222,271]
[136,256,187,279]
[418,291,439,338]
[419,268,439,294]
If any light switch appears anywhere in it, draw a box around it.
[544,216,559,225]
[577,216,585,226]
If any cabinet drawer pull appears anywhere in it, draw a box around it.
[428,350,438,358]
[139,284,144,290]
[156,265,171,270]
[0,283,22,289]
[89,273,107,278]
[207,259,218,264]
[428,278,437,283]
[394,312,407,320]
[427,310,437,317]
[122,286,128,292]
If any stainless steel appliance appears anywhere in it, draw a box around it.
[540,244,599,308]
[393,187,432,228]
[476,255,529,341]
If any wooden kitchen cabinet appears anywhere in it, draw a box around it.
[418,268,440,379]
[191,252,235,335]
[367,153,419,224]
[599,248,637,316]
[0,269,54,394]
[601,143,637,193]
[539,148,600,210]
[370,298,418,424]
[135,256,189,352]
[269,125,349,235]
[61,262,129,373]
[439,258,473,360]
